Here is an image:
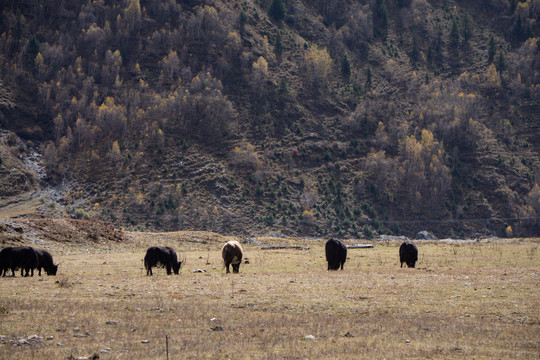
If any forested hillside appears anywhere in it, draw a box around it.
[0,0,539,238]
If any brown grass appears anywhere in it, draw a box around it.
[0,236,538,359]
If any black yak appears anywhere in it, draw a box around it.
[399,241,418,268]
[325,238,347,270]
[35,249,58,276]
[222,241,243,274]
[144,246,182,275]
[0,247,14,276]
[0,247,39,277]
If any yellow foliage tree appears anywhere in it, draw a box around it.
[304,45,333,89]
[485,63,501,88]
[110,140,122,163]
[123,0,141,33]
[250,56,268,105]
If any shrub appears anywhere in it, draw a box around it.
[363,225,374,239]
[72,208,90,220]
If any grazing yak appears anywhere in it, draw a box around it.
[0,247,39,277]
[144,246,182,275]
[35,249,58,276]
[0,247,14,276]
[325,238,347,270]
[399,241,418,268]
[222,241,243,274]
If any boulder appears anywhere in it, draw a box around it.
[415,231,437,240]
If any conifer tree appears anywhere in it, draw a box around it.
[461,15,472,46]
[268,0,285,22]
[495,50,506,73]
[410,35,419,67]
[274,31,284,59]
[25,35,40,67]
[449,18,460,49]
[488,35,496,63]
[239,10,248,33]
[512,14,524,44]
[373,0,388,38]
[341,54,351,80]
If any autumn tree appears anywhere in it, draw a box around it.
[250,56,269,111]
[363,149,399,199]
[304,45,333,90]
[178,72,236,143]
[339,4,372,52]
[187,5,226,46]
[101,49,122,85]
[96,97,127,140]
[485,63,502,89]
[398,129,451,212]
[44,141,64,182]
[161,50,180,80]
[83,23,106,56]
[522,183,540,230]
[109,140,122,163]
[123,0,141,34]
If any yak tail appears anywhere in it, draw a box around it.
[143,258,148,274]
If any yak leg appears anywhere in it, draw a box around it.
[225,263,230,274]
[144,261,152,276]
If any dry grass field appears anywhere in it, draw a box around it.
[0,232,538,359]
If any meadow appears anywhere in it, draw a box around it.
[0,233,538,359]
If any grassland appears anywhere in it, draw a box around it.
[0,233,538,359]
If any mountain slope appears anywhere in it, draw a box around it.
[0,0,539,238]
